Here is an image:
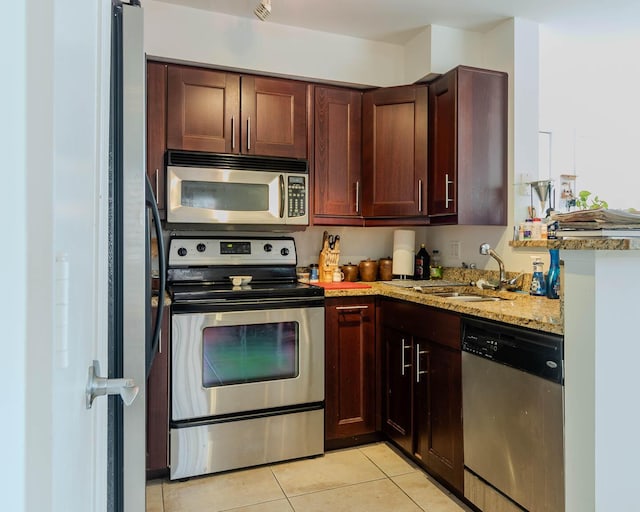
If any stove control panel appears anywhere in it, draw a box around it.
[168,237,297,267]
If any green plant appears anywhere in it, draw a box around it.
[575,190,609,210]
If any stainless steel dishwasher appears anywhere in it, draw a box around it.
[461,317,564,512]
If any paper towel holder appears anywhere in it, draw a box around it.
[392,229,415,279]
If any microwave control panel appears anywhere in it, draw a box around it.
[288,176,306,218]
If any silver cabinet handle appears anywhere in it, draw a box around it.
[158,327,162,354]
[355,180,360,214]
[416,344,429,383]
[401,338,412,376]
[247,117,251,151]
[85,360,139,409]
[335,305,369,311]
[154,168,159,201]
[418,179,423,213]
[231,116,236,150]
[445,173,454,208]
[279,174,285,218]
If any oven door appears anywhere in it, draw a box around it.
[171,304,324,421]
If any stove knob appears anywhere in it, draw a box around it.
[263,243,273,252]
[196,243,206,253]
[177,247,187,257]
[280,247,289,256]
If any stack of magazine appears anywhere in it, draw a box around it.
[550,208,640,237]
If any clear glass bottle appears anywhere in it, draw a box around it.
[430,249,443,280]
[546,249,560,299]
[530,257,546,296]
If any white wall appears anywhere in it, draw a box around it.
[540,27,640,211]
[144,0,405,87]
[0,1,27,511]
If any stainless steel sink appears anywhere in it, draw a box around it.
[414,289,508,302]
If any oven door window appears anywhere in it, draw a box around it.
[202,322,299,387]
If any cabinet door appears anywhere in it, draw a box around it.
[146,61,167,217]
[429,66,508,225]
[414,341,463,493]
[381,325,413,454]
[241,76,308,158]
[313,86,363,223]
[362,85,428,218]
[146,306,170,475]
[325,298,376,441]
[166,65,239,153]
[428,70,457,217]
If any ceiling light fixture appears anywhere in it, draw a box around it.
[254,0,271,21]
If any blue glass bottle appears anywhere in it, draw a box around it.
[546,249,560,299]
[530,257,547,296]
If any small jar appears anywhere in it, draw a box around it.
[531,218,542,240]
[309,264,319,283]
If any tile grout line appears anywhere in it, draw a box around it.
[269,465,297,511]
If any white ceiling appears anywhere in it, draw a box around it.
[156,0,640,43]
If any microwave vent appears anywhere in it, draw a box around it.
[167,150,308,174]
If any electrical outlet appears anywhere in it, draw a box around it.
[449,241,461,259]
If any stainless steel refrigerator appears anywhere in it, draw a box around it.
[108,1,165,510]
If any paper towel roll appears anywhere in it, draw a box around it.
[392,229,415,277]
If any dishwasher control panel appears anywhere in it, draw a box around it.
[461,317,564,384]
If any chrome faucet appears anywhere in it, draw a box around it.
[479,243,522,291]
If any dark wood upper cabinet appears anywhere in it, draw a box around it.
[325,297,376,443]
[241,76,308,158]
[166,65,239,154]
[362,85,428,218]
[146,61,167,217]
[166,65,308,159]
[429,65,508,225]
[313,86,363,224]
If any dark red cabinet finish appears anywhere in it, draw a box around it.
[381,299,463,493]
[146,61,167,217]
[362,85,428,219]
[313,86,363,225]
[166,65,307,159]
[146,305,170,476]
[429,65,508,225]
[325,297,376,443]
[166,65,239,154]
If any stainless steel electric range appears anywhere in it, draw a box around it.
[167,236,325,480]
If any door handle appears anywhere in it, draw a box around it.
[231,116,236,150]
[247,117,251,151]
[418,179,423,213]
[445,173,454,208]
[85,360,139,409]
[416,344,429,383]
[279,174,285,218]
[401,338,412,376]
[355,180,360,214]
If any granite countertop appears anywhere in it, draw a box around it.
[322,281,563,335]
[510,238,640,250]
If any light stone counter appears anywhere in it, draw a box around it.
[320,281,563,335]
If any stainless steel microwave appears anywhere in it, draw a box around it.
[166,151,309,228]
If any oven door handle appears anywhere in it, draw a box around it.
[146,174,166,377]
[279,174,285,219]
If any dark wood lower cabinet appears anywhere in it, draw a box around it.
[325,297,377,446]
[146,305,170,477]
[381,299,463,493]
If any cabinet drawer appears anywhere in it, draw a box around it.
[382,299,460,350]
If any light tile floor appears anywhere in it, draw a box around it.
[147,442,473,512]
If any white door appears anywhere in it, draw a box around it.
[0,0,146,511]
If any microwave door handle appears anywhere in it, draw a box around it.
[279,174,285,218]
